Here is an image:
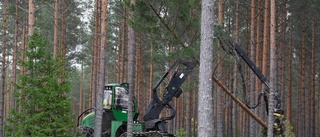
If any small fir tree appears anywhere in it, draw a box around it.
[5,33,74,137]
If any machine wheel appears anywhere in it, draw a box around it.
[78,126,94,137]
[119,132,127,137]
[148,132,163,137]
[78,126,111,137]
[119,131,174,137]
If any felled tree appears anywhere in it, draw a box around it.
[6,33,74,137]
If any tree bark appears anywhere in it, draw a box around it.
[317,66,320,137]
[261,2,270,133]
[299,14,306,137]
[53,0,59,58]
[280,0,287,112]
[136,34,143,120]
[186,78,191,137]
[0,1,8,136]
[94,0,108,136]
[233,1,239,136]
[192,82,197,137]
[287,17,292,124]
[116,37,121,83]
[267,0,276,136]
[127,0,136,136]
[149,45,153,102]
[262,0,270,86]
[121,4,127,83]
[21,17,27,76]
[90,0,101,108]
[310,17,315,137]
[12,0,19,110]
[255,0,263,134]
[249,0,257,136]
[28,0,35,36]
[79,60,84,115]
[198,0,214,136]
[5,77,10,119]
[217,0,224,136]
[60,0,67,83]
[61,0,67,58]
[167,46,174,134]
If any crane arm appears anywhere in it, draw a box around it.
[143,61,196,133]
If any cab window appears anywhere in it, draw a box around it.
[103,89,112,109]
[115,87,128,109]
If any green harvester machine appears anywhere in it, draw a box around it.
[77,61,197,137]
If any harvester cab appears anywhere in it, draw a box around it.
[77,61,196,137]
[77,83,140,137]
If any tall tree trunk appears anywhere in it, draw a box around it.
[233,1,239,136]
[90,0,101,108]
[186,77,191,137]
[136,34,143,120]
[60,0,67,83]
[255,0,263,134]
[310,17,315,137]
[121,4,127,83]
[61,0,66,59]
[53,0,59,58]
[79,60,84,115]
[261,2,270,132]
[193,82,198,137]
[244,7,251,137]
[198,0,214,136]
[317,67,320,137]
[262,0,270,88]
[176,92,180,132]
[287,17,292,123]
[217,0,224,136]
[0,1,8,136]
[28,0,35,36]
[149,45,153,101]
[299,14,306,137]
[280,0,287,112]
[116,38,121,83]
[249,0,257,136]
[21,17,27,76]
[267,0,276,136]
[167,46,174,134]
[12,0,19,110]
[89,52,94,108]
[5,77,10,120]
[94,0,108,136]
[127,0,135,136]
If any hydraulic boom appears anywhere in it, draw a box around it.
[217,35,285,135]
[143,61,196,134]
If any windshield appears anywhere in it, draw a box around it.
[103,89,112,109]
[115,87,128,109]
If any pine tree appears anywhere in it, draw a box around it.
[1,1,8,136]
[5,33,74,137]
[198,0,214,136]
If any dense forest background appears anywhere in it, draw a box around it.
[0,0,320,136]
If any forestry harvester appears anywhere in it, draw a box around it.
[77,61,196,137]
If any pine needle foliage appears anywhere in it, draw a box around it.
[5,33,74,137]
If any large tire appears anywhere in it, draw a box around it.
[78,126,94,137]
[119,131,174,137]
[119,132,127,137]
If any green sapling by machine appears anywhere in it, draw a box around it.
[77,61,196,137]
